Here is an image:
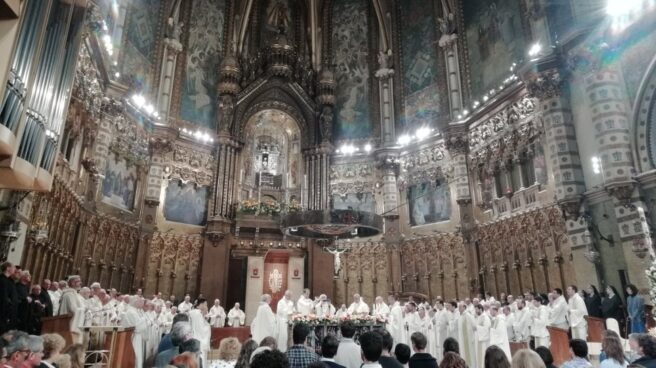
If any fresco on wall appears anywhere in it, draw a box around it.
[407,181,451,226]
[332,0,371,140]
[164,179,208,226]
[332,192,376,213]
[619,29,656,103]
[179,0,225,129]
[400,0,440,130]
[464,0,526,98]
[101,155,137,211]
[120,0,161,93]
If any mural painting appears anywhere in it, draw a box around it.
[332,192,376,213]
[120,0,161,93]
[179,0,225,129]
[407,181,451,226]
[164,179,208,226]
[332,0,371,140]
[101,155,137,211]
[400,0,440,130]
[463,0,527,98]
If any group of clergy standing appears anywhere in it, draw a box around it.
[249,285,637,368]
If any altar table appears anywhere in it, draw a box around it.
[211,327,251,348]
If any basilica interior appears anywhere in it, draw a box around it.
[1,0,656,326]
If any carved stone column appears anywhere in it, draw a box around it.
[522,60,598,287]
[375,62,396,146]
[157,38,183,125]
[438,33,462,117]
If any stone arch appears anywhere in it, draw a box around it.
[632,55,656,172]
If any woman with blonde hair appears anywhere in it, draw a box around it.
[601,335,629,368]
[212,337,242,367]
[62,343,85,368]
[511,349,546,368]
[41,333,66,368]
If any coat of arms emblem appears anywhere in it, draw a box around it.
[268,269,283,293]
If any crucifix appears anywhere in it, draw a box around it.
[322,239,349,278]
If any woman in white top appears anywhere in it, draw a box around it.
[600,334,629,368]
[210,337,242,368]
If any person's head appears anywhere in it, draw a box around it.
[214,299,221,306]
[1,261,15,276]
[394,343,411,365]
[636,334,656,358]
[602,335,625,363]
[553,288,563,296]
[261,294,272,304]
[566,285,578,297]
[42,333,66,360]
[485,345,510,368]
[439,351,467,368]
[293,323,311,344]
[30,284,41,296]
[5,331,30,365]
[62,343,84,367]
[170,352,198,368]
[359,331,383,363]
[284,290,292,300]
[66,275,81,290]
[443,337,459,355]
[172,312,190,325]
[24,335,44,366]
[410,332,427,353]
[418,305,426,318]
[340,321,356,338]
[321,334,339,358]
[511,349,545,368]
[184,295,191,302]
[507,295,514,303]
[180,338,201,355]
[569,338,588,359]
[353,293,361,303]
[250,349,289,368]
[475,304,484,315]
[517,300,525,310]
[626,284,639,296]
[170,322,193,347]
[535,346,554,367]
[218,337,241,361]
[458,303,466,313]
[41,279,51,290]
[387,294,396,305]
[259,336,277,349]
[234,302,241,310]
[303,288,310,297]
[236,339,259,367]
[375,330,394,354]
[489,305,499,317]
[629,333,645,354]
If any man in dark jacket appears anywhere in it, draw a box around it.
[0,261,18,334]
[38,279,54,317]
[633,334,656,368]
[375,330,403,368]
[359,331,384,368]
[321,334,346,368]
[409,332,438,368]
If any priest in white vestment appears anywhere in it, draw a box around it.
[228,303,246,326]
[209,299,227,327]
[457,303,477,368]
[347,294,370,316]
[315,294,336,317]
[567,286,588,340]
[372,296,390,320]
[336,304,349,318]
[297,288,315,316]
[158,305,176,334]
[474,304,491,367]
[48,283,61,316]
[189,301,212,365]
[489,305,511,359]
[549,289,569,329]
[120,297,148,368]
[502,306,516,342]
[531,298,551,348]
[386,295,404,348]
[417,305,436,357]
[251,294,277,344]
[403,303,421,347]
[178,295,193,314]
[436,302,451,351]
[276,290,296,352]
[445,302,459,339]
[58,275,86,343]
[513,300,532,343]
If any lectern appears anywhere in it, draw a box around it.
[586,316,606,342]
[547,326,570,366]
[41,314,73,346]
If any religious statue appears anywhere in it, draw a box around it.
[266,0,291,35]
[166,0,184,41]
[320,106,333,143]
[324,245,348,277]
[218,95,234,133]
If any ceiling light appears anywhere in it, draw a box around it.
[364,144,372,152]
[528,42,542,58]
[398,134,411,146]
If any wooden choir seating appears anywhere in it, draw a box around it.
[547,326,570,366]
[211,326,251,348]
[41,314,73,346]
[586,316,606,342]
[82,326,135,367]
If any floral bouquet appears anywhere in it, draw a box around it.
[260,199,281,215]
[238,198,260,214]
[286,199,302,213]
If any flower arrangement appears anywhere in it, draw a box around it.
[287,199,302,213]
[259,199,282,216]
[288,313,386,326]
[239,199,260,214]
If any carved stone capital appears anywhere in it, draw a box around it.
[558,198,582,220]
[456,198,472,206]
[144,199,160,208]
[605,180,636,204]
[445,134,469,155]
[149,137,174,155]
[207,231,226,243]
[375,68,394,79]
[524,69,565,100]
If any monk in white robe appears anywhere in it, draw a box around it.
[417,306,436,357]
[549,290,569,329]
[178,295,193,313]
[276,290,295,352]
[404,303,421,347]
[209,299,226,327]
[513,300,532,343]
[58,276,86,343]
[436,303,451,350]
[297,288,315,316]
[251,294,277,344]
[387,295,404,348]
[336,304,349,318]
[120,297,148,368]
[502,306,516,342]
[567,286,588,340]
[373,296,390,320]
[315,294,336,317]
[158,305,176,334]
[347,294,370,316]
[474,304,491,367]
[489,306,511,359]
[531,298,551,348]
[445,302,459,339]
[457,303,478,368]
[227,303,246,326]
[189,302,211,365]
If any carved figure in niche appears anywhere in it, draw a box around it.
[377,49,393,70]
[218,95,234,132]
[320,106,333,142]
[266,0,291,35]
